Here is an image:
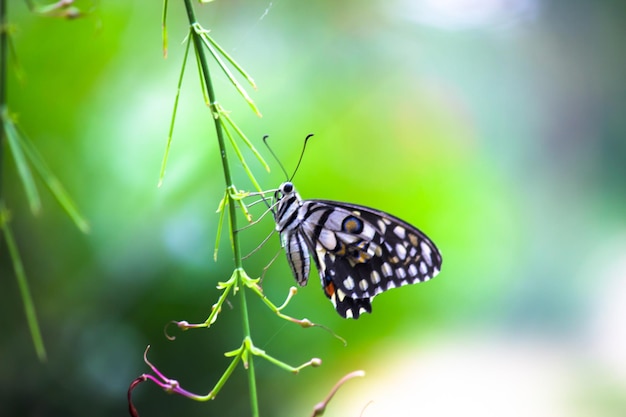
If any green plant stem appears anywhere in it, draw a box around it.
[1,207,46,361]
[0,0,47,362]
[0,0,7,196]
[238,273,259,413]
[182,1,258,416]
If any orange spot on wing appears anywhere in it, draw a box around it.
[324,281,335,297]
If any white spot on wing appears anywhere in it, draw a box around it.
[419,262,428,275]
[360,223,376,240]
[395,243,407,260]
[343,276,355,290]
[337,232,359,244]
[344,309,353,319]
[396,268,407,279]
[382,262,393,277]
[408,264,418,277]
[359,279,369,291]
[319,229,337,250]
[420,241,433,265]
[370,270,381,284]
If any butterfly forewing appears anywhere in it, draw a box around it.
[273,182,442,319]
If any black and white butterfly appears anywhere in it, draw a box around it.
[272,181,442,319]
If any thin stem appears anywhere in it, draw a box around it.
[0,0,47,362]
[0,0,6,103]
[311,371,366,417]
[1,204,47,361]
[181,1,258,416]
[161,0,169,58]
[0,0,7,197]
[182,1,239,258]
[238,274,258,413]
[158,29,192,187]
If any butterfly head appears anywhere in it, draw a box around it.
[274,181,302,206]
[274,181,296,201]
[273,182,304,230]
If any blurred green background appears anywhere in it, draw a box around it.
[1,0,626,416]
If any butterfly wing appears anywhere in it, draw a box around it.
[298,200,442,319]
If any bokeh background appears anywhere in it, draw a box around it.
[1,0,625,416]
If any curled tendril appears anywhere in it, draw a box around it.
[127,375,146,417]
[128,346,207,416]
[164,320,178,341]
[311,370,366,417]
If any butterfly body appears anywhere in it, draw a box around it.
[273,181,442,319]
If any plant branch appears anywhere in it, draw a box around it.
[1,0,48,362]
[311,370,366,417]
[1,204,47,361]
[182,1,258,416]
[0,0,7,197]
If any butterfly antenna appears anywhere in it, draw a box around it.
[263,135,290,180]
[290,133,314,181]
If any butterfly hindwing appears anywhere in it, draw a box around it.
[297,200,442,318]
[273,182,442,319]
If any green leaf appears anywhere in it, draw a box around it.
[162,0,170,58]
[201,30,257,90]
[159,31,192,187]
[218,115,263,192]
[1,204,47,361]
[221,110,270,176]
[14,123,90,233]
[214,191,227,261]
[195,26,261,117]
[2,111,41,215]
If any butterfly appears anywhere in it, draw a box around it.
[272,181,442,319]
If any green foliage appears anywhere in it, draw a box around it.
[0,0,90,363]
